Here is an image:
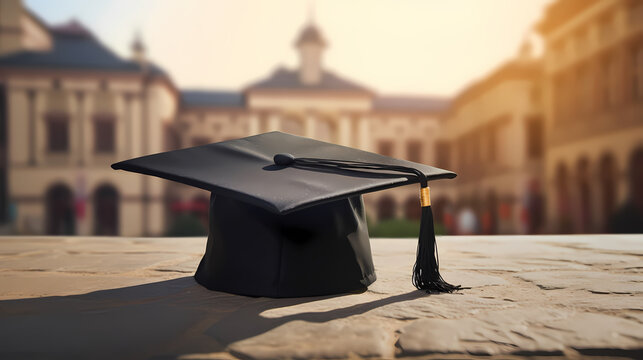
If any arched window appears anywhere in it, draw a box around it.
[599,153,617,228]
[315,117,337,143]
[555,162,572,233]
[577,157,592,233]
[403,196,421,220]
[94,184,119,235]
[377,196,396,221]
[46,184,75,235]
[482,190,498,235]
[281,116,304,136]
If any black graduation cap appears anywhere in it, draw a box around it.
[112,131,461,297]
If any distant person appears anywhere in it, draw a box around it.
[609,148,643,233]
[457,207,478,235]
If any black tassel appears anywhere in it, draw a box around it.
[412,190,461,293]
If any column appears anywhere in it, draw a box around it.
[34,90,45,165]
[124,93,133,157]
[357,116,370,151]
[82,93,94,166]
[114,92,126,159]
[27,90,36,166]
[248,112,260,135]
[305,112,315,138]
[338,114,351,146]
[268,112,281,132]
[75,91,85,166]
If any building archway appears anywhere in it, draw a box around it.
[599,153,617,230]
[315,117,337,143]
[281,115,305,136]
[525,179,544,234]
[555,162,572,233]
[46,183,75,235]
[93,184,119,235]
[377,196,396,221]
[576,157,592,233]
[403,195,421,220]
[432,197,453,234]
[482,190,498,235]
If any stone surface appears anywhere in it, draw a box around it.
[0,235,641,359]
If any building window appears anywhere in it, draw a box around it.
[598,14,614,43]
[406,141,422,163]
[633,45,643,102]
[573,28,587,54]
[377,140,394,157]
[602,56,618,108]
[435,141,450,169]
[554,74,570,122]
[487,126,497,162]
[377,196,396,221]
[47,114,69,152]
[526,116,544,159]
[315,118,336,143]
[94,115,115,153]
[576,65,592,114]
[281,116,304,136]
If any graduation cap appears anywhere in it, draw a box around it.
[112,131,461,297]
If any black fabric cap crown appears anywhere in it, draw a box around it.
[111,131,456,214]
[112,131,459,297]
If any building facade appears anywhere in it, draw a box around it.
[436,47,545,235]
[537,0,643,233]
[175,24,447,224]
[0,1,447,235]
[0,1,179,236]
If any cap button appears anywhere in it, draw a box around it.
[274,153,295,166]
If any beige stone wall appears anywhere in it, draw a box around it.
[175,93,443,223]
[439,69,543,234]
[0,0,51,55]
[540,0,643,233]
[5,74,178,236]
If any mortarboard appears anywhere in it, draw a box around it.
[112,131,461,297]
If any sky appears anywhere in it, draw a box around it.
[26,0,553,97]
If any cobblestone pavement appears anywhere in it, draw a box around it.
[0,235,641,359]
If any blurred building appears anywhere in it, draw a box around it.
[0,1,178,236]
[436,46,545,235]
[175,23,448,225]
[537,0,643,233]
[0,0,447,235]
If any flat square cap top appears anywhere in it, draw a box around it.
[112,132,456,214]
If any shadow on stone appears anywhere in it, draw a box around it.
[0,276,426,359]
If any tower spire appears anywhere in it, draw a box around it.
[131,30,147,67]
[308,0,316,24]
[295,6,326,85]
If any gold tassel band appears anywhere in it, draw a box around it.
[420,186,431,207]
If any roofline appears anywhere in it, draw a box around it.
[536,0,600,35]
[244,87,375,98]
[446,59,542,115]
[24,8,51,34]
[369,108,447,116]
[0,66,179,96]
[180,105,247,113]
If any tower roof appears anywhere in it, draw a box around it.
[295,24,327,47]
[131,33,145,53]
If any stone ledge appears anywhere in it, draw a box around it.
[0,235,641,359]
